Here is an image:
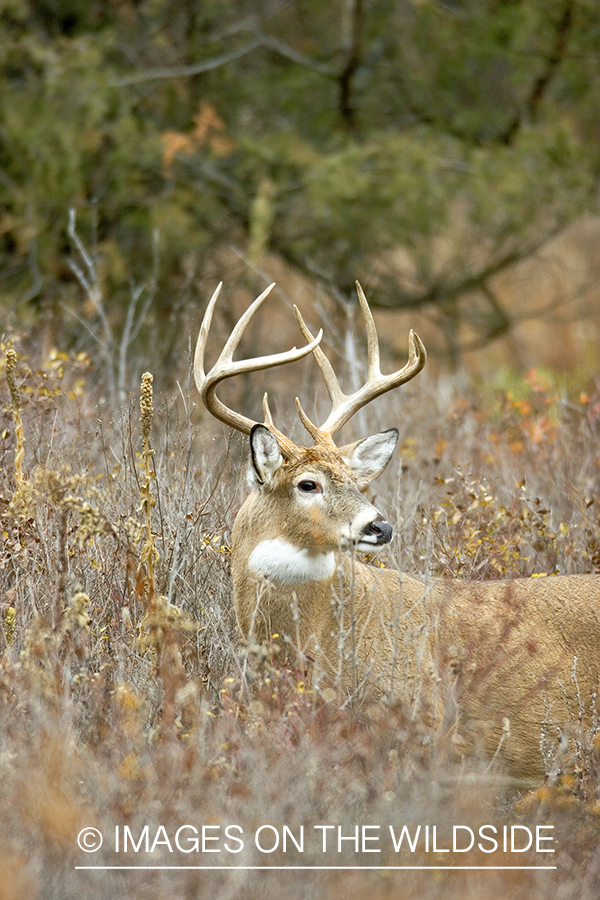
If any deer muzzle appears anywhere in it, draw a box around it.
[360,519,393,547]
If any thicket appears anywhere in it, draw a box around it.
[2,0,600,374]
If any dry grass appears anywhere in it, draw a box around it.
[1,345,600,899]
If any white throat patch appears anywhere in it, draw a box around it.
[249,539,336,584]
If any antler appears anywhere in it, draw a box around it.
[292,281,426,443]
[195,281,426,454]
[194,282,323,457]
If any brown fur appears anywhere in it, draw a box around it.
[232,446,600,786]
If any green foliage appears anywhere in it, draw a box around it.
[1,0,599,375]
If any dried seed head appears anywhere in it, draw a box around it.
[140,372,153,443]
[66,592,91,629]
[5,348,20,410]
[5,607,15,645]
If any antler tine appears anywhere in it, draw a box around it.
[260,393,301,458]
[220,282,276,365]
[293,282,426,441]
[194,283,323,439]
[355,281,381,380]
[194,281,224,382]
[292,304,346,446]
[294,396,326,446]
[293,305,345,407]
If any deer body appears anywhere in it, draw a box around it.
[232,428,600,783]
[194,282,600,784]
[422,573,600,781]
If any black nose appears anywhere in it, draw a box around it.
[366,520,393,545]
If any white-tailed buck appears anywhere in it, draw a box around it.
[195,282,600,785]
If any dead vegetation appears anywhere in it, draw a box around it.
[1,343,600,899]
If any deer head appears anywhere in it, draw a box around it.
[194,282,426,567]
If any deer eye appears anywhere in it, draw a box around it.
[298,479,320,493]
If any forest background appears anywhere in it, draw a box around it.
[2,0,600,393]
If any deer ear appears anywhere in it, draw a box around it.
[340,428,398,488]
[250,424,283,486]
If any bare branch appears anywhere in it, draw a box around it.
[339,0,364,131]
[257,30,335,77]
[113,27,334,88]
[500,0,575,145]
[113,39,263,87]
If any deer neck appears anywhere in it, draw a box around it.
[233,492,337,586]
[247,538,336,584]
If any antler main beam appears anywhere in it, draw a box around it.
[194,281,323,441]
[293,281,427,441]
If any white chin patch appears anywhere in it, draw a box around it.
[356,537,379,551]
[339,533,378,552]
[249,539,335,584]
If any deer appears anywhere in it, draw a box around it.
[194,281,600,786]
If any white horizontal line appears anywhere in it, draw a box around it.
[75,865,557,871]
